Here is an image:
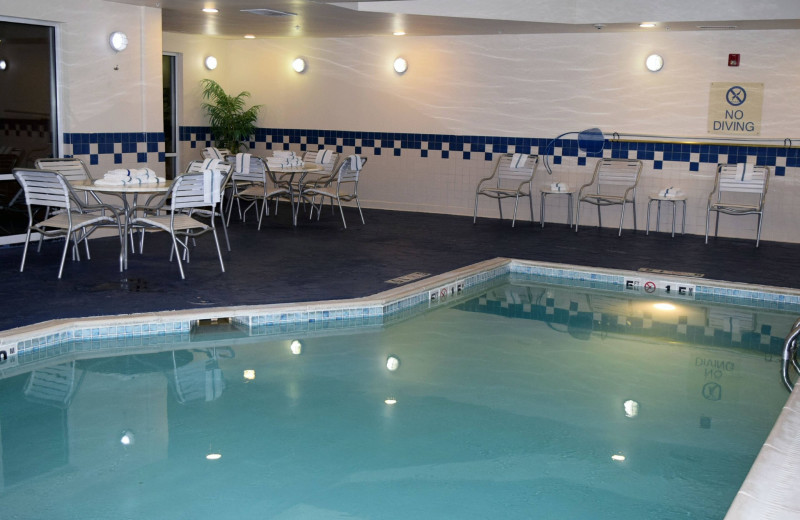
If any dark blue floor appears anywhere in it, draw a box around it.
[1,204,798,332]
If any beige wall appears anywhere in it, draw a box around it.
[165,29,800,242]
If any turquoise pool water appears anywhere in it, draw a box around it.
[0,280,793,519]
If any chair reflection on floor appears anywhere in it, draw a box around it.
[473,153,539,227]
[171,349,228,403]
[576,158,643,236]
[24,361,79,408]
[705,163,770,247]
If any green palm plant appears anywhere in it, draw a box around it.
[200,79,262,153]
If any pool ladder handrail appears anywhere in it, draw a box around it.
[781,317,800,391]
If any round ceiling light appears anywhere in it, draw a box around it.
[109,31,128,52]
[645,54,664,72]
[0,60,7,71]
[292,58,307,73]
[393,57,408,74]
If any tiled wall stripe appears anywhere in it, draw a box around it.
[64,132,165,166]
[182,126,800,176]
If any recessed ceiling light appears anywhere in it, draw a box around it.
[639,22,656,28]
[244,34,255,39]
[393,31,406,36]
[202,8,219,13]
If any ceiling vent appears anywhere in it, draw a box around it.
[697,25,738,30]
[240,8,297,17]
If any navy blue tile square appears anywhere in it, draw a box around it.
[775,166,786,176]
[300,144,307,152]
[337,146,343,153]
[147,142,158,152]
[355,146,362,154]
[90,154,98,165]
[158,152,165,162]
[99,143,114,154]
[484,152,492,161]
[654,160,663,170]
[441,150,449,159]
[689,162,699,172]
[114,153,123,164]
[394,149,401,157]
[190,142,196,148]
[63,133,72,144]
[577,157,586,166]
[89,133,98,144]
[374,148,381,155]
[554,156,561,165]
[421,150,428,158]
[122,142,136,153]
[463,151,471,160]
[137,152,147,163]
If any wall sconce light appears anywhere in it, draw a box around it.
[393,57,408,74]
[645,54,664,72]
[292,57,307,73]
[109,31,128,52]
[0,60,7,71]
[204,55,218,70]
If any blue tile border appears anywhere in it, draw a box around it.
[181,126,799,176]
[65,131,165,165]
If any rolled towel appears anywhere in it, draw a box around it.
[657,186,684,198]
[316,149,333,164]
[510,153,528,169]
[203,169,222,204]
[550,182,569,192]
[350,155,362,171]
[235,153,252,173]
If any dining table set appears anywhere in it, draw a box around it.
[11,147,347,279]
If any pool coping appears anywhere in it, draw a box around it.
[1,257,799,518]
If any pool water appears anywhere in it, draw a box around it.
[0,281,793,519]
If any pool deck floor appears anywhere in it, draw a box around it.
[1,204,799,332]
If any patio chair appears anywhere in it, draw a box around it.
[226,154,289,230]
[705,163,770,247]
[186,159,234,249]
[576,158,643,236]
[202,147,231,160]
[303,155,367,228]
[473,153,539,227]
[129,172,226,279]
[13,168,123,278]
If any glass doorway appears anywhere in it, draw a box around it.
[0,20,58,243]
[162,53,179,178]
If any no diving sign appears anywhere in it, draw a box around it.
[708,82,763,136]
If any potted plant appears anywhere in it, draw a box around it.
[200,79,262,153]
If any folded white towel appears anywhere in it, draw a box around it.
[272,150,296,159]
[235,153,252,174]
[103,168,163,184]
[95,176,166,186]
[350,155,362,171]
[550,182,569,192]
[735,163,757,181]
[203,169,222,204]
[267,156,303,168]
[510,153,528,169]
[205,147,224,160]
[316,149,333,164]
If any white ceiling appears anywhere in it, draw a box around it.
[109,0,800,38]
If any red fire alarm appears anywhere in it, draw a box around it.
[728,54,740,66]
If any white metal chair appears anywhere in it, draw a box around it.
[202,147,231,160]
[473,153,539,227]
[226,154,290,230]
[705,163,770,247]
[129,172,226,279]
[13,168,123,278]
[186,160,234,249]
[576,158,643,236]
[303,155,366,228]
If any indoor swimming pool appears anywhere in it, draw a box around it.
[0,274,795,519]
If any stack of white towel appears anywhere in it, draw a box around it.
[95,168,166,186]
[267,151,303,168]
[657,186,684,198]
[234,153,252,174]
[550,182,569,192]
